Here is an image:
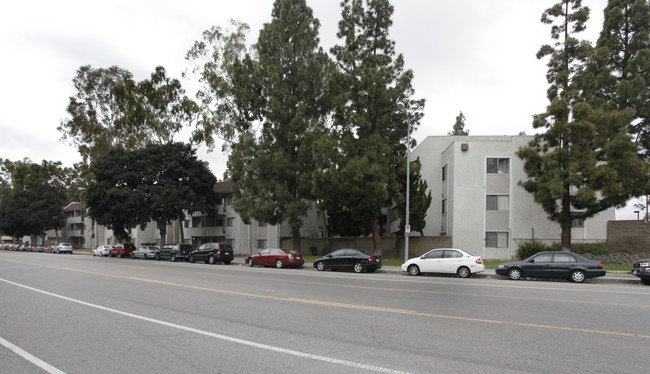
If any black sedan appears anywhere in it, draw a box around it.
[188,242,234,265]
[632,258,650,285]
[496,251,606,283]
[313,248,382,273]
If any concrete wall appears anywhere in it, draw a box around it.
[607,220,650,247]
[281,236,452,259]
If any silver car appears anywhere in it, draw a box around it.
[131,246,159,260]
[55,243,73,254]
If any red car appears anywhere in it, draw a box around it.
[44,245,54,253]
[246,248,304,269]
[110,243,137,258]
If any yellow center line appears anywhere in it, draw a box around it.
[3,259,650,339]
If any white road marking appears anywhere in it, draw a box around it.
[0,277,411,374]
[0,336,66,374]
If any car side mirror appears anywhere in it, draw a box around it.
[420,255,425,259]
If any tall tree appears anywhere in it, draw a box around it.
[517,0,649,250]
[114,66,200,145]
[448,111,469,135]
[227,0,330,252]
[314,0,425,255]
[596,0,650,154]
[58,65,142,164]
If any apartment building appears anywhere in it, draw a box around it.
[410,136,613,259]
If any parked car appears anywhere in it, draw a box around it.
[131,246,159,260]
[632,258,650,285]
[110,243,136,258]
[188,243,234,265]
[55,243,73,254]
[401,248,485,278]
[313,248,382,273]
[34,245,46,252]
[496,251,606,283]
[44,245,54,253]
[156,243,194,262]
[246,248,304,268]
[93,245,112,257]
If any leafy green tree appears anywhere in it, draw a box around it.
[185,19,252,149]
[87,143,218,244]
[225,0,330,252]
[596,0,650,155]
[58,65,143,164]
[314,0,425,255]
[0,160,66,240]
[394,158,432,236]
[448,111,469,135]
[517,0,649,250]
[114,66,199,145]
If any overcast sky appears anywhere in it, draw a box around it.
[4,0,642,219]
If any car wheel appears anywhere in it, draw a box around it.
[207,255,216,264]
[276,259,283,269]
[143,254,147,260]
[353,262,364,273]
[130,253,135,259]
[171,253,177,262]
[570,270,586,283]
[224,260,231,265]
[248,258,255,267]
[457,266,471,278]
[92,252,95,257]
[508,268,523,280]
[641,278,650,285]
[316,261,325,271]
[407,264,420,276]
[189,254,195,263]
[155,253,160,261]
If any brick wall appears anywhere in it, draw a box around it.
[607,220,650,247]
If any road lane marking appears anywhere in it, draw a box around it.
[0,277,411,374]
[0,336,66,374]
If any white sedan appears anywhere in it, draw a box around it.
[93,245,112,257]
[401,248,485,278]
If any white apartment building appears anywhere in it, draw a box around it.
[411,136,613,259]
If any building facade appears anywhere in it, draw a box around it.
[410,136,613,259]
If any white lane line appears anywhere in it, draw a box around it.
[0,336,66,374]
[0,277,411,374]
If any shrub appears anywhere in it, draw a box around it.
[516,241,549,259]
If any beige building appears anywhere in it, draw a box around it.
[410,136,613,259]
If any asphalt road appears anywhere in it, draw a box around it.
[1,251,649,374]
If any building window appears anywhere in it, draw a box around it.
[226,217,235,227]
[257,239,267,248]
[486,195,509,211]
[487,158,509,174]
[442,164,448,181]
[486,232,509,247]
[572,218,584,228]
[441,198,447,215]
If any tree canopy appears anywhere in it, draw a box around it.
[517,0,649,250]
[448,111,469,135]
[313,0,425,255]
[87,143,218,243]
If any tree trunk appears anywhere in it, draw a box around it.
[178,215,185,243]
[292,232,301,254]
[158,221,167,247]
[370,214,382,256]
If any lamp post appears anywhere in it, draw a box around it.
[404,106,411,263]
